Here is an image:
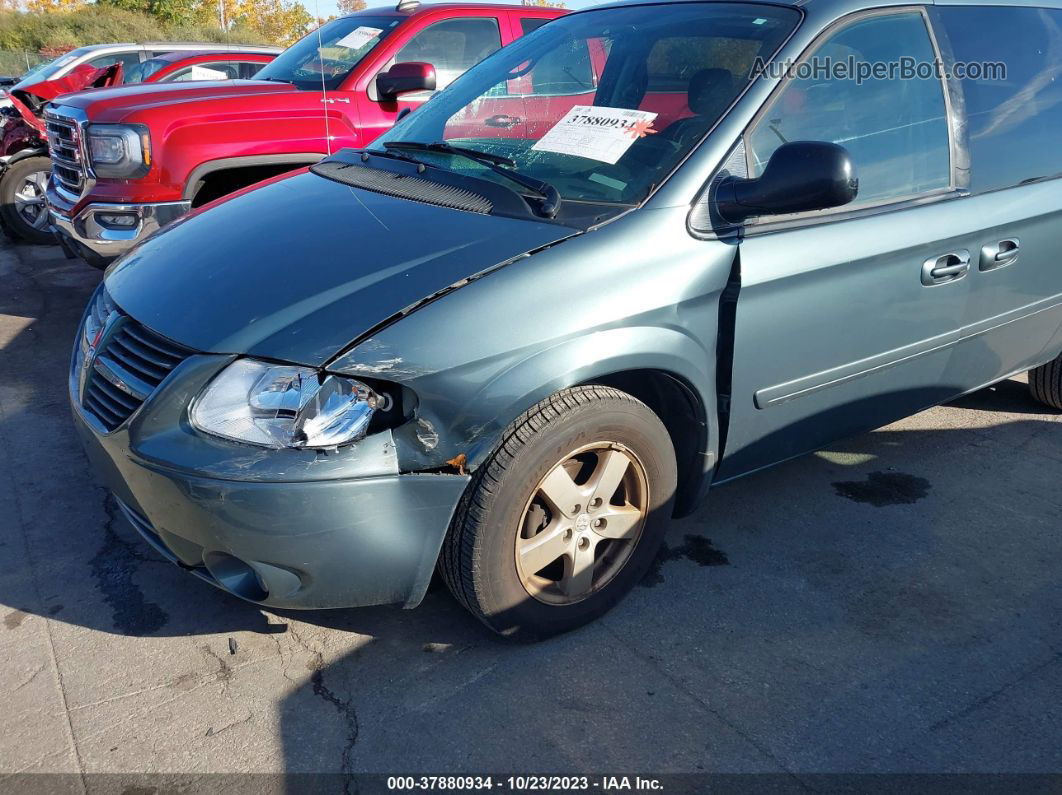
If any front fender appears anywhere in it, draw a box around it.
[330,207,735,481]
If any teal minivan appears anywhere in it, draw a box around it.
[71,0,1062,638]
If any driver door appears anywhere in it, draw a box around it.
[716,10,981,480]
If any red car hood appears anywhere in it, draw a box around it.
[53,79,298,120]
[17,62,122,101]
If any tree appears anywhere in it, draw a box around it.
[335,0,365,14]
[24,0,86,11]
[520,0,566,6]
[233,0,313,45]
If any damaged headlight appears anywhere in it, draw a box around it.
[190,358,388,449]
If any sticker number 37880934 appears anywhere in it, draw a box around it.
[531,105,659,164]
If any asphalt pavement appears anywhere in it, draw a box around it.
[1,238,1059,788]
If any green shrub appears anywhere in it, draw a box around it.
[0,5,271,70]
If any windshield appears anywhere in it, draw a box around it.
[255,14,402,90]
[124,57,166,84]
[16,50,82,84]
[376,3,799,206]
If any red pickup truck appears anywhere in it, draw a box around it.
[46,1,566,267]
[1,50,278,243]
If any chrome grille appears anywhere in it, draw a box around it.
[45,111,85,196]
[80,291,190,432]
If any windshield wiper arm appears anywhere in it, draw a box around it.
[385,140,516,166]
[365,145,428,168]
[383,141,560,218]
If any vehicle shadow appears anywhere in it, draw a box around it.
[270,407,1062,776]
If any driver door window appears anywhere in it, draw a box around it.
[378,17,502,101]
[746,11,951,208]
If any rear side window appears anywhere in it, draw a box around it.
[239,61,267,79]
[520,17,551,35]
[747,12,951,206]
[163,61,242,82]
[933,6,1062,193]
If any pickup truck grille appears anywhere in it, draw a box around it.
[45,111,86,197]
[80,291,191,432]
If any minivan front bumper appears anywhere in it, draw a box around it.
[69,329,469,610]
[49,197,190,264]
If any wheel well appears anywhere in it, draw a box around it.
[189,162,314,208]
[581,370,708,518]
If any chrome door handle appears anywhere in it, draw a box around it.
[980,238,1020,271]
[922,250,971,286]
[485,114,521,128]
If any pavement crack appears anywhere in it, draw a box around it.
[205,712,253,738]
[599,620,813,789]
[13,662,47,692]
[201,642,236,693]
[90,492,169,636]
[925,647,1062,735]
[291,625,360,792]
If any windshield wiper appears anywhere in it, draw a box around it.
[384,141,561,218]
[364,146,428,169]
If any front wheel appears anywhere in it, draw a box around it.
[0,156,54,244]
[439,386,677,640]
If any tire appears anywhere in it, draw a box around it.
[0,157,54,244]
[1029,355,1062,410]
[440,385,677,640]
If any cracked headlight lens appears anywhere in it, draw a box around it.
[191,358,384,449]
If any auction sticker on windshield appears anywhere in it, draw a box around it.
[335,26,384,50]
[531,106,658,164]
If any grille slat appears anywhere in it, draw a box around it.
[105,340,169,383]
[110,333,181,369]
[78,291,190,432]
[121,322,188,359]
[45,112,85,196]
[84,390,125,425]
[90,374,142,412]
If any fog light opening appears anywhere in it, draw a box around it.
[203,552,269,602]
[95,212,138,230]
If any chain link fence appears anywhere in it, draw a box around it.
[0,49,50,79]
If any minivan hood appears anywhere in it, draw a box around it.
[105,167,579,367]
[53,78,296,119]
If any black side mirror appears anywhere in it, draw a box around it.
[716,141,858,224]
[376,61,436,101]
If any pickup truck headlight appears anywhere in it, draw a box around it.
[190,358,388,449]
[86,123,151,178]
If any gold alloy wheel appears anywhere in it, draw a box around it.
[515,442,649,605]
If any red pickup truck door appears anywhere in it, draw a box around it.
[350,12,512,147]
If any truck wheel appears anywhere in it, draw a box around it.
[440,385,677,640]
[1,157,54,244]
[1029,355,1062,410]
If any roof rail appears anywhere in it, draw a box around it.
[396,0,420,11]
